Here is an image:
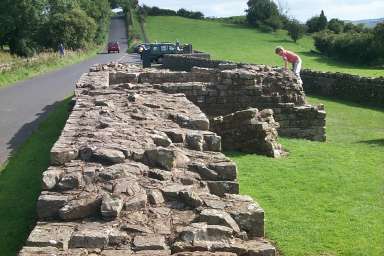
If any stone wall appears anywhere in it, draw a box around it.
[163,54,236,72]
[19,64,277,256]
[301,69,384,106]
[211,108,286,158]
[161,55,326,142]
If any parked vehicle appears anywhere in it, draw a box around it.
[144,43,182,63]
[108,41,120,53]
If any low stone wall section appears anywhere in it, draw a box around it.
[19,64,277,256]
[301,69,384,106]
[160,55,326,141]
[211,108,286,157]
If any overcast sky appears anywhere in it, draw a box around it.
[139,0,384,22]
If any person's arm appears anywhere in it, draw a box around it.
[284,60,288,70]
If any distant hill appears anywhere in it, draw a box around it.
[350,18,384,28]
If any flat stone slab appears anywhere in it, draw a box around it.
[26,223,75,250]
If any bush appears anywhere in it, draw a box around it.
[11,39,36,57]
[313,29,381,65]
[264,15,282,31]
[259,24,274,33]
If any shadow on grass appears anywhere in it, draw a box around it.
[299,51,384,73]
[0,97,72,256]
[307,94,384,112]
[356,139,384,146]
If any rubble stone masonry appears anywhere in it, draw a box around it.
[162,55,326,142]
[19,64,278,256]
[19,57,328,255]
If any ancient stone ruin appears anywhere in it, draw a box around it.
[19,60,326,256]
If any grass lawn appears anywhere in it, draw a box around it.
[0,97,72,256]
[229,95,384,256]
[0,47,100,89]
[145,16,384,77]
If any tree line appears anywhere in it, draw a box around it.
[0,0,113,57]
[245,0,384,65]
[138,5,204,20]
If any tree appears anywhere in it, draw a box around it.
[318,10,328,30]
[328,18,344,34]
[306,10,328,33]
[287,19,306,42]
[44,8,97,49]
[246,0,279,27]
[2,0,48,56]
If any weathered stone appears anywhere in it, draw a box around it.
[121,224,153,234]
[101,194,124,220]
[163,129,185,143]
[133,235,168,251]
[113,179,142,195]
[145,147,176,171]
[188,163,218,180]
[179,190,203,208]
[37,194,69,219]
[203,134,222,152]
[59,196,101,220]
[101,249,133,256]
[42,168,64,190]
[178,223,234,242]
[198,209,240,233]
[208,162,237,181]
[51,146,78,165]
[69,226,110,249]
[207,181,239,196]
[186,134,204,151]
[148,168,172,181]
[124,192,147,210]
[227,202,265,238]
[152,133,172,147]
[26,223,74,250]
[147,189,165,205]
[161,184,187,201]
[93,148,126,164]
[57,171,83,191]
[18,246,60,256]
[108,229,130,246]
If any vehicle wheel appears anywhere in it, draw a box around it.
[157,57,163,64]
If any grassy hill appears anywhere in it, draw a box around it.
[145,16,384,256]
[145,16,383,77]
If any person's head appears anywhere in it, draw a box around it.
[275,46,284,56]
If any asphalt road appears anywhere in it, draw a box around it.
[0,16,141,165]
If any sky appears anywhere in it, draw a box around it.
[138,0,384,22]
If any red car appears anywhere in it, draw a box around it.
[107,41,120,53]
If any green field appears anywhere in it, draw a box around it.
[145,16,384,255]
[0,98,72,256]
[145,16,384,77]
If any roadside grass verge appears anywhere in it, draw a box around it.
[0,97,72,256]
[0,47,101,89]
[126,10,146,53]
[145,16,384,77]
[229,95,384,256]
